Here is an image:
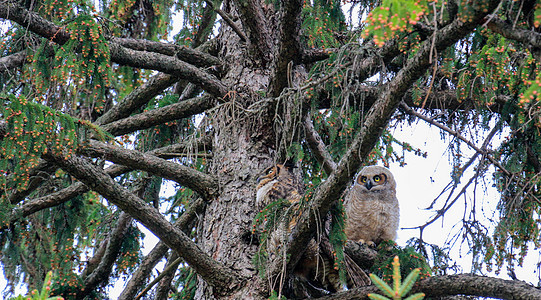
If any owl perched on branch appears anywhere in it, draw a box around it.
[255,162,369,296]
[255,163,340,294]
[344,166,400,246]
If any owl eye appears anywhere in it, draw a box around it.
[267,168,275,175]
[360,176,367,183]
[373,175,381,182]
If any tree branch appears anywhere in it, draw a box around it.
[101,95,216,136]
[274,0,501,282]
[0,3,70,44]
[231,0,273,64]
[80,212,133,298]
[316,274,541,300]
[110,37,222,69]
[118,197,206,300]
[268,0,303,97]
[3,136,212,230]
[42,152,242,295]
[303,113,336,175]
[108,44,229,98]
[400,102,510,176]
[0,50,26,71]
[487,17,541,48]
[203,0,248,43]
[95,73,180,126]
[81,140,218,200]
[0,2,229,98]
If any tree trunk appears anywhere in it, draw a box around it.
[194,5,275,297]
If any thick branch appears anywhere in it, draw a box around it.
[80,212,133,299]
[109,44,228,98]
[316,274,541,300]
[101,95,216,136]
[110,37,222,69]
[3,136,212,229]
[42,152,242,295]
[96,73,180,126]
[268,0,303,97]
[0,50,26,71]
[81,140,218,199]
[231,0,273,64]
[488,17,541,48]
[276,0,501,281]
[0,3,229,98]
[118,197,206,300]
[0,3,70,44]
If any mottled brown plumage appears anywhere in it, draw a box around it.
[256,163,303,208]
[344,166,400,246]
[255,163,343,296]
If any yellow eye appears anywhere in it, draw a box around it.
[360,176,367,183]
[373,175,381,182]
[267,168,274,175]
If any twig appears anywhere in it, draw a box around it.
[134,257,183,300]
[204,0,248,43]
[400,102,510,176]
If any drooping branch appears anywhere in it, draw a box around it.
[81,140,218,200]
[79,212,133,299]
[101,95,216,136]
[316,274,541,300]
[7,161,57,205]
[275,0,501,281]
[42,152,242,296]
[268,0,303,97]
[231,0,273,64]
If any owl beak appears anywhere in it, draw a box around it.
[365,180,373,190]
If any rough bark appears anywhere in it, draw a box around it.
[0,50,26,71]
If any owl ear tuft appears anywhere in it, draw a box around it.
[283,158,297,170]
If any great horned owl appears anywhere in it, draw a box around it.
[255,163,344,296]
[344,165,400,246]
[256,163,303,208]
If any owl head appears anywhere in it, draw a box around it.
[256,162,296,191]
[355,165,396,193]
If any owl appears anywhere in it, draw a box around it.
[344,165,400,246]
[256,163,303,208]
[255,163,344,296]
